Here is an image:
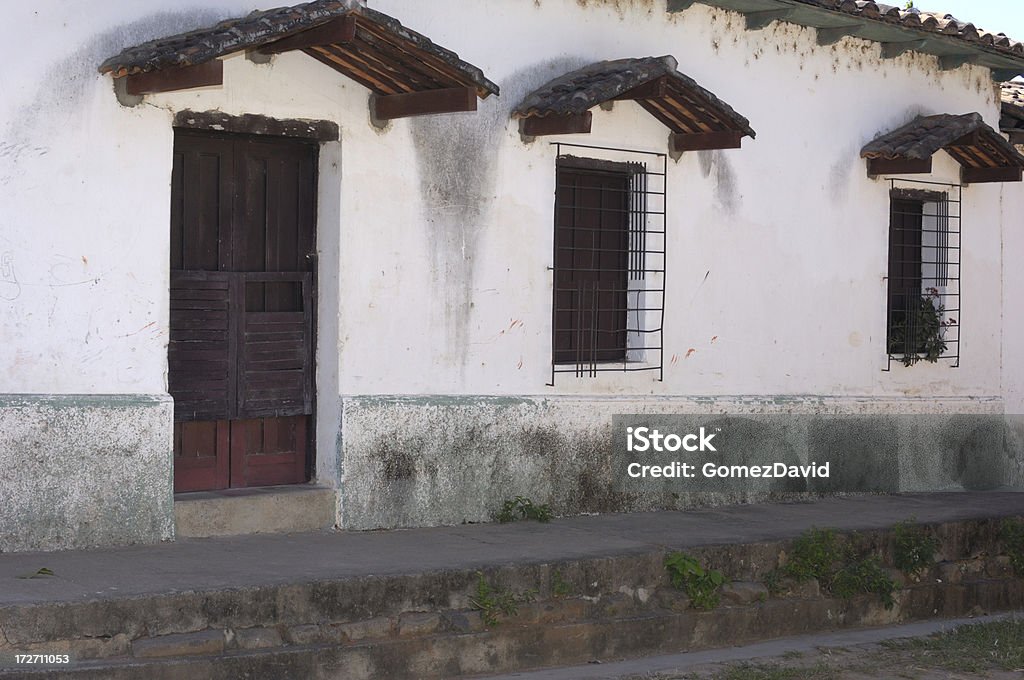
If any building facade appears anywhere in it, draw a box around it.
[3,0,1024,552]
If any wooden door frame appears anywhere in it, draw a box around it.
[170,117,333,491]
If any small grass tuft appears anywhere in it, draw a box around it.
[881,618,1024,672]
[497,496,553,523]
[892,518,939,576]
[1000,518,1024,575]
[469,572,536,627]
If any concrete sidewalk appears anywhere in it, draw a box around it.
[2,492,1022,605]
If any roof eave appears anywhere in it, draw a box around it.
[669,0,1024,80]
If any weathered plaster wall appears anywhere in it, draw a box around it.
[1002,180,1024,415]
[340,396,1024,530]
[0,395,173,552]
[2,0,1023,543]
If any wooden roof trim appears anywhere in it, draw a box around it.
[861,112,1024,183]
[513,56,755,152]
[101,2,498,118]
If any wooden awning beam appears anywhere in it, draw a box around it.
[962,166,1023,184]
[124,60,223,95]
[257,16,357,55]
[371,86,477,120]
[866,157,932,177]
[519,112,593,137]
[670,130,743,152]
[614,77,670,101]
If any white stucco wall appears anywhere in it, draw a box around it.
[0,0,1011,401]
[2,0,1023,540]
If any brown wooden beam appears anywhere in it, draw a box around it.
[258,16,357,55]
[614,77,670,101]
[173,110,339,142]
[124,60,223,95]
[519,112,593,137]
[371,86,477,120]
[948,131,982,148]
[866,156,932,177]
[670,130,743,152]
[961,165,1023,184]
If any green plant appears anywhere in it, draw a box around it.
[1000,518,1024,575]
[887,289,952,366]
[665,552,726,610]
[497,496,553,523]
[893,519,939,575]
[783,527,896,607]
[832,556,897,609]
[763,569,783,596]
[469,572,536,627]
[783,527,845,585]
[551,569,571,598]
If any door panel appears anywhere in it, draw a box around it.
[170,131,317,492]
[173,420,230,493]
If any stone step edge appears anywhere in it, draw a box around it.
[2,515,1019,648]
[7,579,1024,680]
[7,577,1022,673]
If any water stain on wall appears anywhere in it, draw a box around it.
[6,10,227,145]
[408,57,589,377]
[697,149,738,213]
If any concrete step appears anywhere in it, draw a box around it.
[174,483,336,538]
[2,498,1023,679]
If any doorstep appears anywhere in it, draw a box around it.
[174,483,336,538]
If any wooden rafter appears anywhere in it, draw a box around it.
[257,16,357,55]
[371,87,478,120]
[520,113,593,137]
[124,60,223,95]
[866,157,932,177]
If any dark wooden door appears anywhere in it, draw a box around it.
[170,131,316,492]
[553,166,629,364]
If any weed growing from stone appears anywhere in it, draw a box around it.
[551,569,572,598]
[832,556,896,609]
[783,527,895,608]
[782,527,844,584]
[892,518,938,576]
[762,569,783,596]
[469,572,536,627]
[497,496,553,523]
[1000,518,1024,575]
[664,552,726,611]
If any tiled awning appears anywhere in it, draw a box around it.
[861,113,1024,184]
[99,1,498,120]
[1000,81,1024,145]
[512,56,755,153]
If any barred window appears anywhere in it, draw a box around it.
[885,182,960,368]
[549,144,666,382]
